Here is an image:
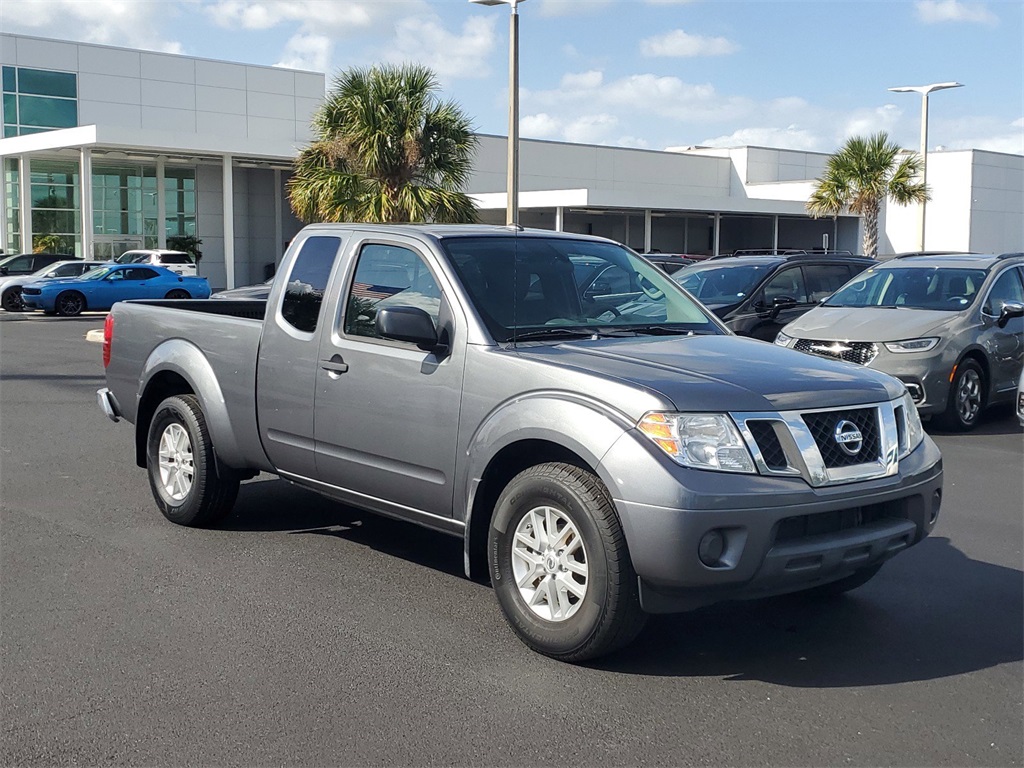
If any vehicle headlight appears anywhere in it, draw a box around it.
[900,390,925,456]
[638,412,755,473]
[774,331,795,347]
[884,337,939,353]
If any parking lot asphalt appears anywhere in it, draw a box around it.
[1,313,1022,767]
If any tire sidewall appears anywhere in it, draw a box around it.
[949,360,984,430]
[489,469,611,657]
[2,288,22,311]
[56,291,84,316]
[146,397,207,524]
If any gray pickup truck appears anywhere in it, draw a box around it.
[99,224,943,662]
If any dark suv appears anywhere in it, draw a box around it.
[0,252,71,276]
[673,252,876,341]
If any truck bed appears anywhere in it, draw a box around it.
[128,298,267,320]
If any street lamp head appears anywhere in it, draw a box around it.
[469,0,526,5]
[888,82,964,95]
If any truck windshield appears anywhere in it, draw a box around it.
[440,236,723,343]
[824,266,988,310]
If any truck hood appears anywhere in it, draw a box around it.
[518,334,903,412]
[784,306,959,341]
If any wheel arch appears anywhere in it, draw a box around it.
[135,339,248,470]
[56,288,87,313]
[460,395,633,582]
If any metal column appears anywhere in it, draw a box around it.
[18,155,31,253]
[80,147,94,259]
[156,156,167,249]
[644,210,652,252]
[222,155,235,289]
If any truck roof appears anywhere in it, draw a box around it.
[299,222,614,244]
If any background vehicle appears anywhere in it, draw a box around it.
[0,252,72,277]
[210,278,274,300]
[0,260,107,312]
[639,253,698,274]
[98,224,942,662]
[21,264,210,316]
[115,249,197,277]
[1017,370,1024,427]
[673,252,875,341]
[777,252,1024,431]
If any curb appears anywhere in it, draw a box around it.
[85,329,104,343]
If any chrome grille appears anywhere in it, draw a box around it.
[794,338,878,365]
[801,407,881,468]
[747,420,788,470]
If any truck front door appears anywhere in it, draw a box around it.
[313,237,466,520]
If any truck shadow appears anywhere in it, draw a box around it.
[597,536,1023,686]
[926,403,1021,436]
[225,480,1021,687]
[223,476,466,579]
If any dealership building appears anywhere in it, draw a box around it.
[1,32,1021,290]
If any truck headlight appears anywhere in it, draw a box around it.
[900,390,925,456]
[774,331,795,347]
[638,412,755,473]
[884,337,939,353]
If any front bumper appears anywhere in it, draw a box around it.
[20,292,53,311]
[601,429,943,613]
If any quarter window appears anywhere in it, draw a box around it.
[281,237,341,334]
[344,244,441,339]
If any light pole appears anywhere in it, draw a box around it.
[888,81,963,250]
[470,0,526,227]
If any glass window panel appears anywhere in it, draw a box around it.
[281,236,341,333]
[182,216,195,236]
[103,212,121,234]
[31,184,77,208]
[345,244,441,338]
[19,127,48,136]
[3,93,16,123]
[32,209,77,234]
[142,191,158,216]
[2,66,15,92]
[17,68,76,98]
[144,218,159,237]
[4,126,19,138]
[18,95,76,128]
[31,161,79,186]
[144,236,159,249]
[93,212,103,234]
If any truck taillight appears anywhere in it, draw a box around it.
[102,313,114,368]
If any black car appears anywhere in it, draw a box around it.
[673,252,876,341]
[639,253,698,275]
[0,252,72,276]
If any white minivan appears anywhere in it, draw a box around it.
[115,249,197,277]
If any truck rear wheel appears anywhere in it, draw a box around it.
[488,462,646,662]
[146,394,239,527]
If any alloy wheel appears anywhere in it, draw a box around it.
[511,505,588,622]
[157,423,195,502]
[956,368,982,424]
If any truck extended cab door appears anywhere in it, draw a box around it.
[256,234,349,477]
[312,236,466,520]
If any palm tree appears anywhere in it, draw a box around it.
[807,132,929,258]
[288,64,479,224]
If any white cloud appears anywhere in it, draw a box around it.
[274,32,332,72]
[204,0,427,34]
[0,0,183,53]
[381,16,497,81]
[521,113,562,139]
[641,29,739,58]
[915,0,998,24]
[534,0,615,18]
[699,126,822,152]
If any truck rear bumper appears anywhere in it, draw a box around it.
[97,387,122,422]
[604,436,943,613]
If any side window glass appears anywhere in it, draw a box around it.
[53,264,77,277]
[804,264,852,303]
[344,243,441,339]
[281,236,341,334]
[983,268,1024,314]
[7,256,32,271]
[107,269,125,281]
[762,268,808,304]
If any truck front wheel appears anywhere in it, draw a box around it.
[488,462,646,662]
[146,394,239,527]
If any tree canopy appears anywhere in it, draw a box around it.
[288,64,479,225]
[807,132,929,258]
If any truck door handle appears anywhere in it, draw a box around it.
[320,355,349,375]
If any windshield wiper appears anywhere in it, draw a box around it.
[630,325,713,336]
[510,328,610,342]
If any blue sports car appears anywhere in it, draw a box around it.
[21,264,210,316]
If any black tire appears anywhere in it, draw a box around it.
[803,564,883,597]
[55,290,85,317]
[146,394,240,527]
[937,359,985,431]
[1,287,24,312]
[489,462,647,662]
[165,289,190,299]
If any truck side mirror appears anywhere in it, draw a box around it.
[997,301,1024,328]
[376,306,441,351]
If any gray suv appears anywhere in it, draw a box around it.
[777,252,1024,431]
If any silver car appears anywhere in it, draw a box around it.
[777,252,1024,431]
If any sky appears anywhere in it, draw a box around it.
[1,0,1022,155]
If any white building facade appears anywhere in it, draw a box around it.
[1,33,1020,290]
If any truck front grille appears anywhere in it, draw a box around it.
[794,338,877,365]
[733,401,897,487]
[801,407,881,468]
